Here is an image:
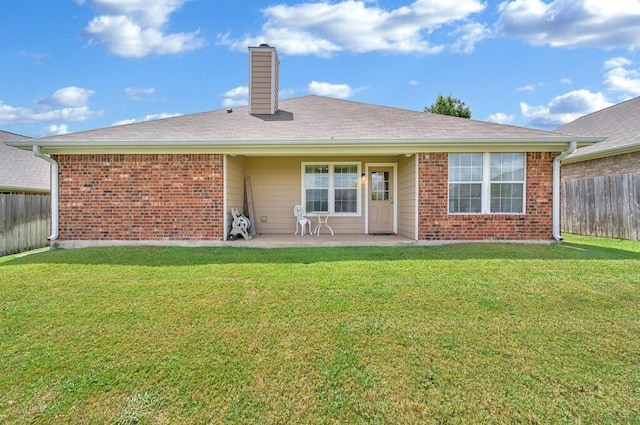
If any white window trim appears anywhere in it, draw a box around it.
[449,153,526,215]
[301,162,362,216]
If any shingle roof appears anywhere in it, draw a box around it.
[39,95,574,142]
[0,130,50,192]
[557,95,640,162]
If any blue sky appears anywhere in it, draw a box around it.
[1,0,640,138]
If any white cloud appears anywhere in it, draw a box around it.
[279,88,296,99]
[220,86,249,108]
[497,0,640,49]
[516,57,640,128]
[0,103,30,123]
[603,58,640,98]
[450,22,492,54]
[15,51,49,65]
[520,89,612,129]
[604,57,633,69]
[50,87,96,107]
[219,0,487,56]
[85,15,203,58]
[307,81,354,99]
[515,84,537,93]
[81,0,204,57]
[0,103,100,124]
[487,112,514,125]
[47,124,70,136]
[0,87,101,124]
[111,112,181,126]
[90,0,188,28]
[30,106,100,122]
[124,87,156,100]
[218,30,342,58]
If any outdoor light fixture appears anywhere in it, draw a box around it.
[361,173,366,183]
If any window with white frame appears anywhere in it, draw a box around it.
[448,153,525,214]
[302,163,360,214]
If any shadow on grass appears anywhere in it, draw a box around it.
[1,241,638,267]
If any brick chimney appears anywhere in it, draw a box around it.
[248,44,279,115]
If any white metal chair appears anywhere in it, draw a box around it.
[293,204,312,236]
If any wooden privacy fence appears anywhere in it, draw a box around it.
[562,173,640,241]
[0,193,51,256]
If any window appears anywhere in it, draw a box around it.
[448,153,483,213]
[449,153,525,214]
[304,165,328,212]
[490,153,525,213]
[302,163,360,214]
[371,171,390,201]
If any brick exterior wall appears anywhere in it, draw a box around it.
[53,154,224,241]
[562,151,640,180]
[418,152,555,240]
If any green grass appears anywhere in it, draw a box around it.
[1,235,639,424]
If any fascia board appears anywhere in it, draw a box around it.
[562,143,640,164]
[6,137,604,155]
[0,185,50,193]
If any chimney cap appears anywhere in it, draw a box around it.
[259,43,270,47]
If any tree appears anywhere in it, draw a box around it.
[425,94,471,119]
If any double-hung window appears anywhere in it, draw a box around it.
[489,153,525,213]
[448,153,483,213]
[302,163,360,215]
[449,153,525,214]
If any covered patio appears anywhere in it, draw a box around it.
[224,233,418,248]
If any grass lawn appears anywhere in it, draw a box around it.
[1,235,639,424]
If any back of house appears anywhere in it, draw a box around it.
[6,46,603,248]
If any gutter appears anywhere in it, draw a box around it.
[561,143,638,164]
[33,145,59,241]
[552,141,577,242]
[5,136,603,153]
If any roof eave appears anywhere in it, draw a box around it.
[562,143,640,164]
[6,136,603,156]
[0,185,50,193]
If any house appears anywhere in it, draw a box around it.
[0,130,49,194]
[5,45,603,248]
[557,96,640,240]
[0,130,51,255]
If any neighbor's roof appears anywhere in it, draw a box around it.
[7,96,602,155]
[0,130,50,193]
[557,96,640,163]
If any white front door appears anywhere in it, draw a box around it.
[368,167,394,234]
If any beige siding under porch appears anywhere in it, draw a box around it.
[226,155,416,237]
[396,154,417,239]
[225,155,246,231]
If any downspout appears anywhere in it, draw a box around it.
[552,141,577,242]
[33,145,59,241]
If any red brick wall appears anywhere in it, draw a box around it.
[418,152,554,240]
[53,154,224,241]
[562,151,640,180]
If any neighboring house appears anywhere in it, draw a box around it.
[0,130,49,193]
[7,45,602,248]
[558,97,640,241]
[0,130,51,255]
